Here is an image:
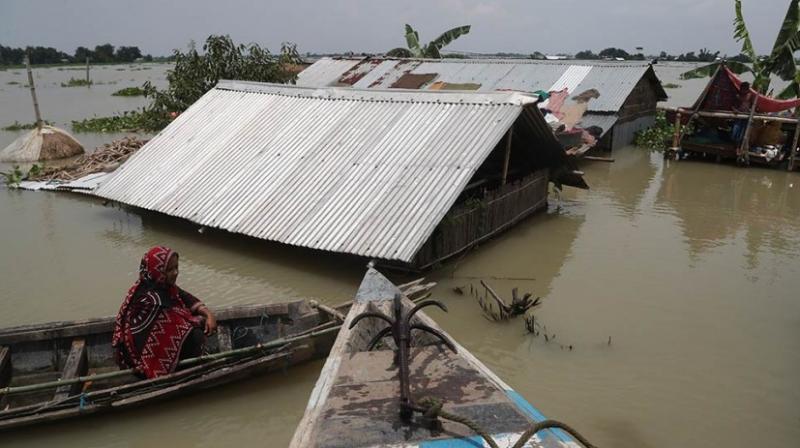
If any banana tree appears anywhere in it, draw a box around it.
[386,24,471,58]
[681,0,800,98]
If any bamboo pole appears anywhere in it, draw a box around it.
[0,325,340,397]
[25,55,43,130]
[663,108,799,125]
[501,125,513,186]
[738,98,758,165]
[85,57,90,84]
[788,107,800,171]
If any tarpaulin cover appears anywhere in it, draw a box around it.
[698,66,800,113]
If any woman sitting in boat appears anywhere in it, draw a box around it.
[112,246,217,379]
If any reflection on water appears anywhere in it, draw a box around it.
[1,147,799,448]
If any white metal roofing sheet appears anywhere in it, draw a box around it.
[298,57,662,113]
[94,82,540,262]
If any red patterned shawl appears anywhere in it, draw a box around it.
[112,246,204,378]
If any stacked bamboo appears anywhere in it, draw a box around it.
[29,137,146,181]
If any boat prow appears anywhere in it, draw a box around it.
[291,267,587,448]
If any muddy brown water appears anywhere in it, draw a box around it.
[1,63,799,447]
[1,149,798,447]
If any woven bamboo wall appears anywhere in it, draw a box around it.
[413,169,549,268]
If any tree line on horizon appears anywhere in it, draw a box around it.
[0,44,160,65]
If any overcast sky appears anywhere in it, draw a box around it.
[0,0,791,56]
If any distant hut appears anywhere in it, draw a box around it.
[296,57,668,154]
[95,81,584,270]
[0,56,83,163]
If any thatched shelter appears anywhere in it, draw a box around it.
[0,126,84,163]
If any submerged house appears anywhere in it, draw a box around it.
[677,65,800,170]
[94,81,577,269]
[296,57,668,152]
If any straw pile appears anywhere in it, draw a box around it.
[29,136,146,181]
[0,126,84,163]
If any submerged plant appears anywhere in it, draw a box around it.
[2,164,44,187]
[111,86,145,97]
[634,110,694,150]
[2,120,50,131]
[61,77,92,87]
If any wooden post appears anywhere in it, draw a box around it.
[738,97,758,165]
[25,55,43,130]
[501,125,513,186]
[788,107,800,171]
[85,57,90,83]
[671,111,682,148]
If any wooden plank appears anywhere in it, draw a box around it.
[216,325,233,353]
[0,347,10,389]
[53,339,88,401]
[0,347,10,410]
[0,301,304,345]
[788,107,800,171]
[501,126,513,185]
[110,351,292,407]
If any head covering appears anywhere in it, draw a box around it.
[112,246,201,377]
[139,245,176,285]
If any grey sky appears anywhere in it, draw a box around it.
[0,0,790,56]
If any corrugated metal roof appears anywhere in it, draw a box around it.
[297,57,667,113]
[94,81,560,263]
[578,114,618,136]
[294,58,362,86]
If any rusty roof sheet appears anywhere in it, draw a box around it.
[94,81,560,263]
[297,57,667,113]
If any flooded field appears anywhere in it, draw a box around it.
[0,63,169,151]
[1,62,799,448]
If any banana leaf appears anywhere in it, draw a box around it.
[680,62,722,80]
[765,0,800,81]
[404,24,422,58]
[734,0,758,63]
[776,81,799,99]
[386,48,413,58]
[427,25,471,55]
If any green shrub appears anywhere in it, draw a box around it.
[71,35,300,133]
[634,110,694,150]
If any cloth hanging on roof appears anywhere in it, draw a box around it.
[720,67,800,113]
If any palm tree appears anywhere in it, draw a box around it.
[681,0,800,98]
[386,24,471,58]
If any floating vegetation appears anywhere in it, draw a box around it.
[2,120,51,131]
[662,83,681,89]
[71,110,161,132]
[111,86,146,97]
[6,81,19,85]
[61,78,93,87]
[2,164,42,188]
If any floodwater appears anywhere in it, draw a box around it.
[1,63,799,448]
[0,63,169,151]
[2,149,798,447]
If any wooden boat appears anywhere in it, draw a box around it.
[0,280,435,431]
[291,268,593,448]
